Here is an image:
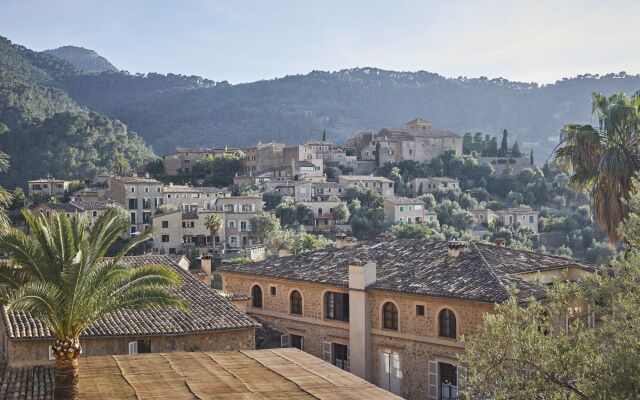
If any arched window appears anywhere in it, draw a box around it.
[251,285,263,308]
[290,290,302,315]
[382,302,398,330]
[439,308,456,338]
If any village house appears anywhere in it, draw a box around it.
[241,142,286,173]
[30,200,122,222]
[107,174,164,236]
[219,238,595,400]
[263,180,314,201]
[383,197,428,225]
[408,177,460,195]
[1,255,259,367]
[26,178,71,202]
[303,199,343,231]
[162,147,242,175]
[161,183,230,211]
[311,181,348,200]
[497,206,539,233]
[211,196,265,250]
[70,186,110,202]
[151,209,225,256]
[338,175,395,197]
[469,208,497,226]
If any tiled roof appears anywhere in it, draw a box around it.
[36,202,82,213]
[111,176,162,184]
[162,185,226,193]
[72,200,121,210]
[340,175,394,183]
[220,239,595,304]
[384,196,424,205]
[3,255,259,340]
[0,350,399,399]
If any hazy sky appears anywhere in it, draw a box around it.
[2,0,639,84]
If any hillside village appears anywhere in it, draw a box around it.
[0,11,638,398]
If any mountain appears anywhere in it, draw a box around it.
[2,34,640,187]
[44,45,118,73]
[0,36,155,188]
[61,68,640,158]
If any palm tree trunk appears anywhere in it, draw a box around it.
[53,337,82,399]
[55,358,80,399]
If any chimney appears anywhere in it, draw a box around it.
[348,259,375,381]
[376,232,396,241]
[144,172,150,178]
[335,233,357,249]
[200,253,212,287]
[447,240,468,258]
[495,238,507,247]
[132,171,138,178]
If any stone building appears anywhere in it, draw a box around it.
[211,196,265,250]
[107,174,164,236]
[383,197,428,225]
[408,177,459,195]
[26,178,70,200]
[1,255,259,367]
[469,208,497,226]
[241,142,286,173]
[30,200,122,222]
[151,209,225,255]
[219,238,594,399]
[161,183,230,211]
[496,206,539,233]
[338,175,395,198]
[162,147,242,175]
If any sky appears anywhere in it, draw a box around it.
[1,0,639,84]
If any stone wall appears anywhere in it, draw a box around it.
[221,271,496,400]
[5,328,254,367]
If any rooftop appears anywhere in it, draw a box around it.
[4,255,258,340]
[0,350,398,399]
[339,175,394,183]
[384,196,424,205]
[110,176,163,184]
[163,184,226,193]
[220,239,594,304]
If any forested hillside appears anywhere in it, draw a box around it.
[44,46,118,73]
[60,66,640,158]
[0,36,156,187]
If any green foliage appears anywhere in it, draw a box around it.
[553,91,640,243]
[332,202,350,223]
[228,256,252,265]
[155,204,178,216]
[390,223,439,239]
[250,214,281,243]
[619,175,640,246]
[188,154,242,187]
[0,209,185,341]
[463,249,639,399]
[499,129,509,157]
[263,190,284,211]
[510,141,521,157]
[275,202,312,226]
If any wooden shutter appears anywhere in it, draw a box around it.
[389,353,401,395]
[280,334,290,348]
[428,361,438,400]
[322,342,332,363]
[379,352,391,391]
[346,345,350,372]
[128,341,138,355]
[458,365,467,399]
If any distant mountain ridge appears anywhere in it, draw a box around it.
[2,34,640,168]
[44,45,118,73]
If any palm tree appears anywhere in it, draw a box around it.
[204,213,223,254]
[554,91,640,242]
[0,209,185,399]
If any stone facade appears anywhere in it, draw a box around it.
[221,272,492,400]
[108,174,164,236]
[338,175,395,197]
[3,328,254,367]
[497,207,539,233]
[162,147,242,175]
[383,197,427,225]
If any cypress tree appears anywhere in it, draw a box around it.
[499,129,509,156]
[530,149,534,165]
[322,129,326,142]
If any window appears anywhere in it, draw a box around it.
[130,212,136,224]
[290,334,303,350]
[529,215,534,223]
[439,308,457,339]
[142,212,151,224]
[380,351,401,395]
[128,199,138,209]
[130,187,135,193]
[382,302,398,330]
[399,206,404,212]
[416,304,425,316]
[92,211,98,218]
[143,198,151,209]
[162,235,170,243]
[144,186,149,193]
[251,285,263,308]
[333,343,349,371]
[290,290,302,315]
[325,292,349,321]
[439,362,458,400]
[270,286,277,296]
[162,221,169,228]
